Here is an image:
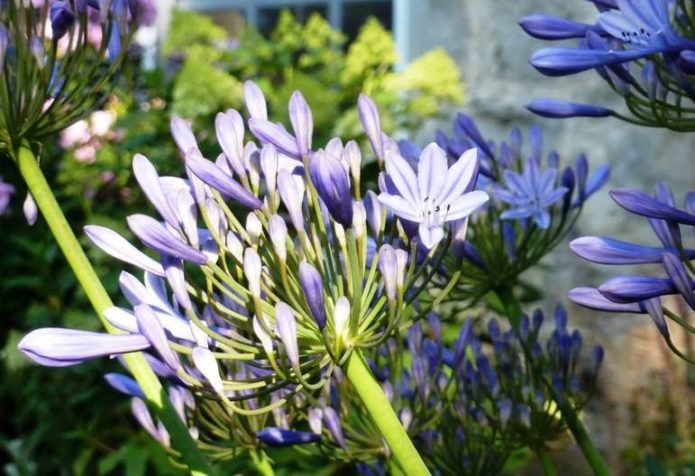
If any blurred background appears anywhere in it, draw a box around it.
[2,0,695,474]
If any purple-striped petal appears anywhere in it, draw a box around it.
[171,116,199,155]
[215,110,246,176]
[568,287,644,313]
[244,80,268,121]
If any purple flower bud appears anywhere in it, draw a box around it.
[299,262,327,330]
[598,276,678,303]
[519,15,601,40]
[568,287,645,313]
[192,346,224,393]
[104,373,145,398]
[571,236,695,264]
[453,319,474,367]
[185,153,261,210]
[378,244,398,302]
[260,145,279,194]
[309,150,353,227]
[358,94,384,159]
[610,188,695,226]
[50,1,76,40]
[322,407,346,449]
[257,427,320,447]
[18,328,150,367]
[215,110,246,177]
[277,170,306,233]
[171,117,200,156]
[135,304,180,370]
[127,214,207,264]
[244,81,268,121]
[289,91,313,157]
[364,190,383,238]
[308,408,323,434]
[244,248,262,297]
[249,119,301,160]
[23,193,38,226]
[131,398,162,444]
[663,252,695,309]
[275,302,299,367]
[643,298,669,337]
[526,99,613,118]
[530,46,657,77]
[132,154,179,227]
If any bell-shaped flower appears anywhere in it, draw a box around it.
[378,144,489,248]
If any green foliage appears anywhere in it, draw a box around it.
[171,45,243,119]
[163,9,227,56]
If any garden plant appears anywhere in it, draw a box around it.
[4,0,695,475]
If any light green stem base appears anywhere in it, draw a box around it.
[15,142,212,475]
[344,350,430,476]
[250,450,275,476]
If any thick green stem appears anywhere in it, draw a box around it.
[493,286,610,476]
[555,398,610,476]
[343,350,430,476]
[15,142,213,475]
[536,446,557,476]
[250,450,275,476]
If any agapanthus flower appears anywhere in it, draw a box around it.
[424,114,609,309]
[378,144,489,248]
[299,309,601,475]
[493,159,568,228]
[0,1,152,151]
[570,181,695,360]
[522,0,695,130]
[19,85,477,426]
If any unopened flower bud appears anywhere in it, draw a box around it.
[245,212,263,245]
[244,248,262,297]
[268,214,288,262]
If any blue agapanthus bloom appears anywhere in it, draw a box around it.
[493,159,568,228]
[570,181,695,362]
[422,113,609,309]
[522,0,695,130]
[309,310,602,475]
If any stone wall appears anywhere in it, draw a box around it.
[404,0,695,472]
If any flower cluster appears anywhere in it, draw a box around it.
[276,307,602,475]
[60,108,118,163]
[569,181,695,361]
[522,0,695,130]
[418,113,609,309]
[18,83,488,428]
[0,0,154,152]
